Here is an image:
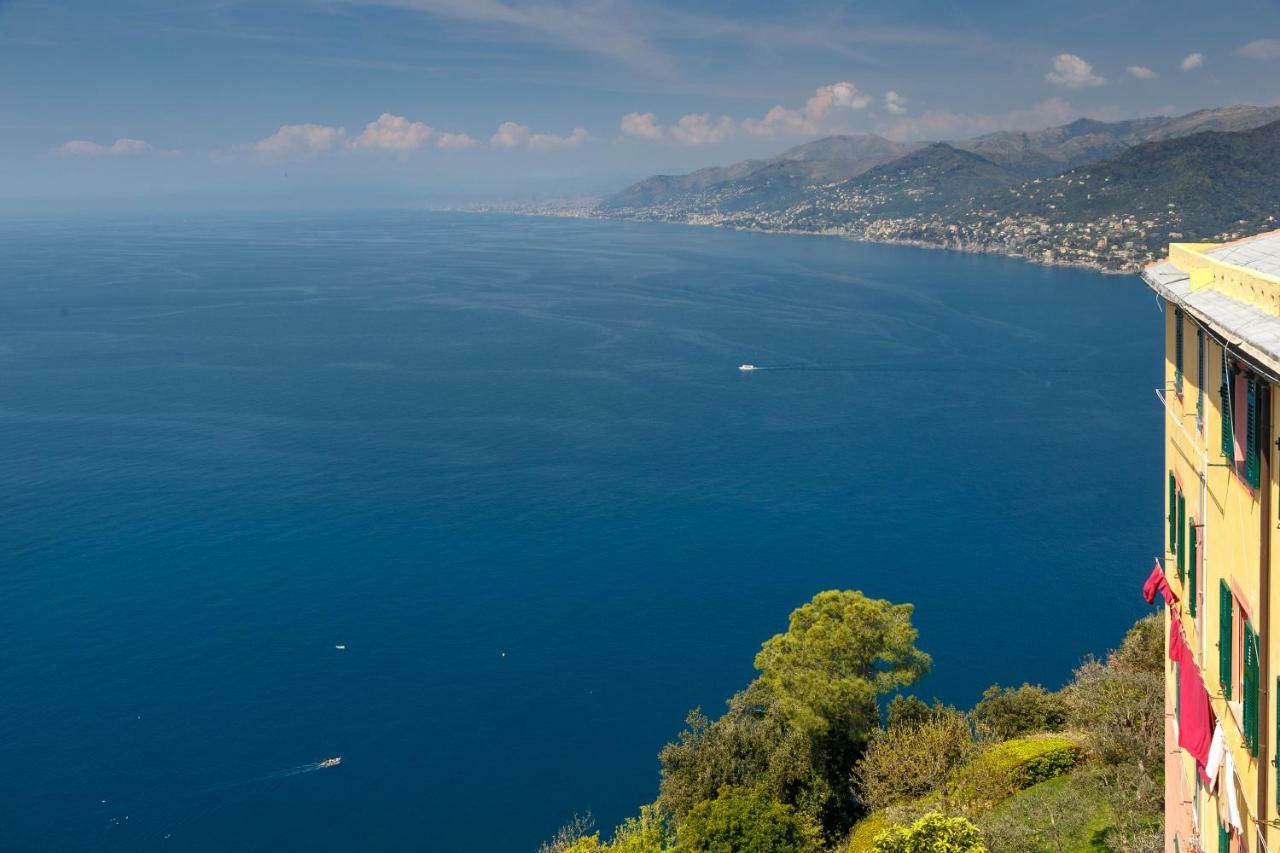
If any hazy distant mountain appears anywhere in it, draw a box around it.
[598,105,1280,213]
[598,134,921,211]
[953,105,1280,178]
[976,119,1280,235]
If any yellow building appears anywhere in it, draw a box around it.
[1143,229,1280,852]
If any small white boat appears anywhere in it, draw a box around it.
[334,644,346,650]
[317,757,342,769]
[738,364,756,371]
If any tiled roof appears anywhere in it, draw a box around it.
[1143,259,1280,377]
[1204,230,1280,280]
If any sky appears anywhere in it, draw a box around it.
[3,0,1280,210]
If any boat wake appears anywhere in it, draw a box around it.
[261,757,342,781]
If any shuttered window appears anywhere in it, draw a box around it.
[1198,329,1206,430]
[1168,472,1177,554]
[1220,817,1229,852]
[1176,493,1186,581]
[1175,309,1184,395]
[1188,522,1197,617]
[1220,581,1233,700]
[1245,623,1260,757]
[1246,377,1261,489]
[1222,364,1234,459]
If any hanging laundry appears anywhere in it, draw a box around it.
[1204,722,1225,788]
[1143,561,1178,606]
[1221,746,1243,835]
[1170,617,1216,773]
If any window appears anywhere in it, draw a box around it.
[1175,308,1184,395]
[1198,329,1206,431]
[1177,492,1186,582]
[1246,377,1261,490]
[1222,361,1234,459]
[1220,580,1233,700]
[1220,580,1261,756]
[1169,471,1178,556]
[1188,519,1198,618]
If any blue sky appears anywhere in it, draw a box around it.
[3,0,1280,209]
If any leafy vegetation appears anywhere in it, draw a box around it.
[869,813,986,852]
[541,599,1163,853]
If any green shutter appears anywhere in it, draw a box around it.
[1223,366,1234,459]
[1169,472,1178,553]
[1220,816,1230,852]
[1177,494,1186,581]
[1175,309,1184,394]
[1221,581,1233,700]
[1188,523,1197,617]
[1198,330,1206,428]
[1245,623,1260,756]
[1246,377,1261,489]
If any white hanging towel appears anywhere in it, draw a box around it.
[1205,722,1226,788]
[1222,746,1243,835]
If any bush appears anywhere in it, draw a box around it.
[657,690,834,834]
[952,736,1082,809]
[972,684,1067,741]
[869,813,986,853]
[977,773,1110,852]
[1108,615,1162,676]
[674,787,821,853]
[844,811,892,852]
[1061,658,1162,768]
[853,706,975,811]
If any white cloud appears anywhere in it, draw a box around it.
[1239,39,1280,60]
[435,131,478,149]
[1180,52,1203,71]
[350,112,434,150]
[490,121,530,148]
[491,121,587,151]
[743,81,871,136]
[668,113,735,146]
[620,111,664,140]
[1126,65,1158,80]
[1045,54,1106,89]
[54,137,156,156]
[883,91,908,115]
[618,111,733,145]
[254,123,347,155]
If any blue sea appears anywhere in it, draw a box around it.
[0,212,1160,852]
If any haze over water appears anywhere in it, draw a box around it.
[1,212,1159,852]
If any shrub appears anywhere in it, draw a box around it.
[853,706,975,811]
[1061,657,1162,768]
[844,811,892,853]
[869,813,986,853]
[972,684,1067,741]
[657,690,834,833]
[674,787,821,853]
[977,773,1110,852]
[541,814,597,853]
[884,695,932,731]
[1108,614,1162,676]
[952,736,1082,809]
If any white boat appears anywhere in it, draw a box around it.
[317,757,342,769]
[738,364,756,371]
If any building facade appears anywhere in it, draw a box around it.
[1143,230,1280,852]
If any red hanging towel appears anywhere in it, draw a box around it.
[1170,620,1216,774]
[1144,561,1178,606]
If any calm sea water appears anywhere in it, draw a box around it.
[0,212,1160,852]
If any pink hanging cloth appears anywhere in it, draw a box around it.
[1169,617,1216,781]
[1143,561,1178,606]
